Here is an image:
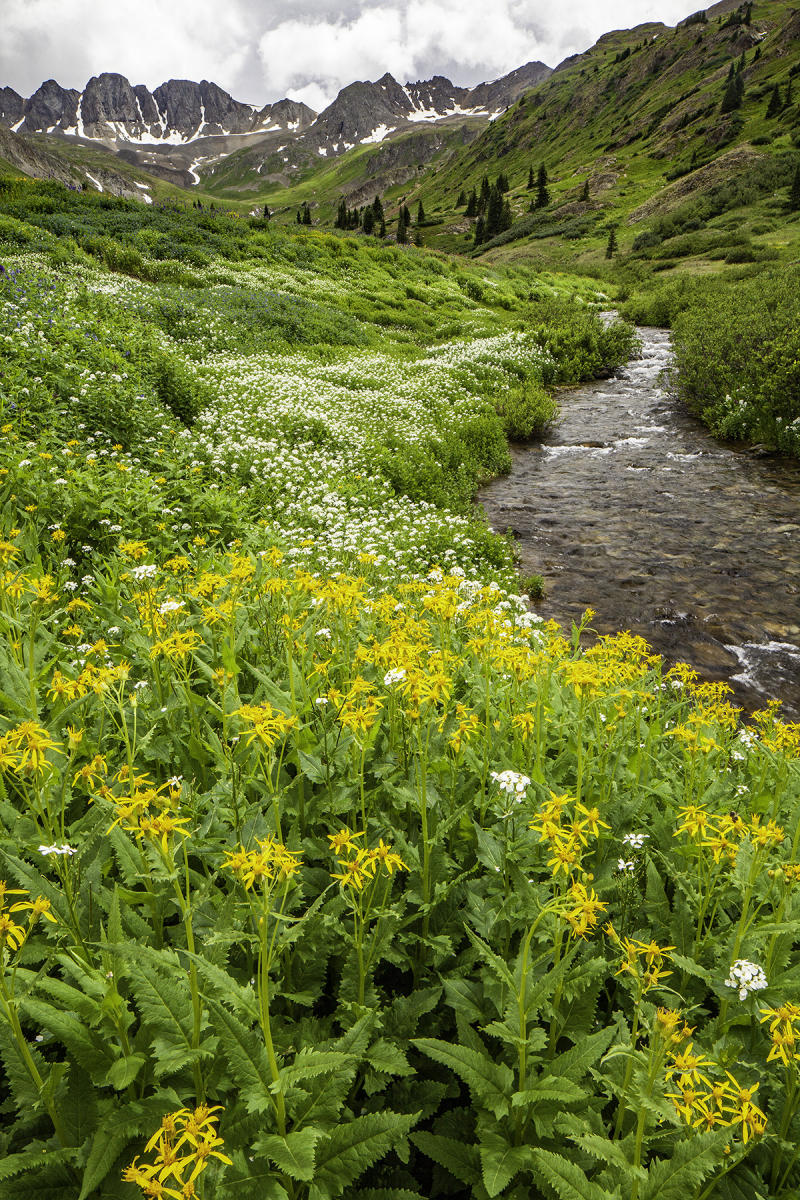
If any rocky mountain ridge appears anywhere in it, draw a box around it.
[0,61,552,189]
[0,73,316,144]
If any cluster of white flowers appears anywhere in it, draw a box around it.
[383,668,407,687]
[724,959,768,1001]
[39,843,77,857]
[622,832,649,849]
[131,564,158,581]
[490,770,531,797]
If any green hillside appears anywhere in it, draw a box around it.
[238,1,799,284]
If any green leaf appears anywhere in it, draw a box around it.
[640,1132,725,1200]
[366,1039,413,1078]
[412,1037,514,1118]
[480,1130,533,1197]
[464,924,516,991]
[550,1026,616,1081]
[0,1019,46,1110]
[21,997,113,1077]
[104,1052,146,1090]
[410,1132,481,1186]
[511,1078,586,1108]
[310,1111,418,1200]
[206,998,276,1115]
[532,1149,613,1200]
[257,1129,321,1182]
[279,1048,356,1090]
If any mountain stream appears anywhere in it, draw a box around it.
[479,326,800,718]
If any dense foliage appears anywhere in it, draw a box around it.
[1,181,799,1200]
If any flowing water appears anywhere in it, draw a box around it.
[479,326,800,718]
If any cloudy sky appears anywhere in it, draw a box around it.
[4,0,709,111]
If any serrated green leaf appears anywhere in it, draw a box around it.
[550,1026,616,1081]
[412,1037,514,1118]
[410,1132,481,1186]
[21,997,113,1077]
[640,1132,726,1200]
[532,1148,612,1200]
[310,1111,418,1200]
[511,1077,586,1108]
[480,1130,533,1197]
[464,924,516,991]
[279,1048,355,1089]
[366,1038,413,1077]
[257,1128,320,1182]
[104,1052,146,1090]
[206,998,275,1115]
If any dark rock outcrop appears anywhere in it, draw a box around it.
[0,87,24,126]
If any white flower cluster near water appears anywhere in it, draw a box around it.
[725,959,768,1001]
[490,770,531,797]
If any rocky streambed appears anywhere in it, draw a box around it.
[480,326,800,717]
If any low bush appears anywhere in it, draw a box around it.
[672,265,800,455]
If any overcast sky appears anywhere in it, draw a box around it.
[4,0,710,112]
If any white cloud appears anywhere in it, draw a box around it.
[2,0,251,94]
[257,0,708,108]
[1,0,712,108]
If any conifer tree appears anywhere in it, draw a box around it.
[536,163,550,208]
[528,165,535,189]
[580,179,590,202]
[457,189,467,207]
[379,218,386,237]
[766,84,783,119]
[372,194,384,223]
[474,215,486,246]
[486,187,504,239]
[721,66,744,113]
[303,203,311,225]
[297,208,303,223]
[362,207,375,235]
[605,226,618,258]
[465,189,478,217]
[397,210,408,243]
[791,165,800,212]
[335,198,347,229]
[479,175,491,209]
[416,199,426,224]
[402,204,411,227]
[500,198,512,232]
[496,172,509,194]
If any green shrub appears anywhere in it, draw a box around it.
[495,378,558,439]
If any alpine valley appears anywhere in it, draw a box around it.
[2,3,800,1199]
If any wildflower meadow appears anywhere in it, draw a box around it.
[0,178,799,1199]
